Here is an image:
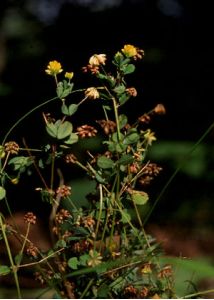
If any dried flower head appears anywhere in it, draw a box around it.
[77,125,97,138]
[65,153,77,164]
[4,141,19,155]
[26,243,39,257]
[126,87,137,97]
[45,60,63,76]
[55,209,71,224]
[96,119,116,135]
[85,87,100,99]
[24,212,36,224]
[89,54,106,67]
[138,114,151,124]
[153,103,166,115]
[56,185,71,198]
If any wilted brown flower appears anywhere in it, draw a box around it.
[65,153,78,164]
[124,285,138,297]
[56,185,71,198]
[26,243,39,257]
[126,87,137,97]
[153,103,166,115]
[4,141,19,155]
[96,119,116,135]
[77,125,97,138]
[55,209,71,224]
[24,212,36,224]
[138,114,151,124]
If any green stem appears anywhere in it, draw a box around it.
[80,278,94,299]
[143,120,214,226]
[0,214,22,299]
[94,184,103,243]
[182,289,214,299]
[112,97,121,141]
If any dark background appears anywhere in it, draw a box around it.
[0,0,214,228]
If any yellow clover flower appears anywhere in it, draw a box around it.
[65,72,74,80]
[144,129,157,146]
[121,44,137,57]
[89,54,106,67]
[45,60,63,76]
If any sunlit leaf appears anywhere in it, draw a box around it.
[0,186,6,200]
[131,190,149,205]
[68,257,79,270]
[0,265,10,276]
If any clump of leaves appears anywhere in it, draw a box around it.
[0,44,175,299]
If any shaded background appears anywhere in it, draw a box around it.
[0,0,214,241]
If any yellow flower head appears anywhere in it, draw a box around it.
[121,44,137,57]
[45,60,63,76]
[89,54,106,67]
[85,87,99,100]
[65,72,74,80]
[144,129,157,146]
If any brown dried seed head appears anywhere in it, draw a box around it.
[126,87,137,97]
[138,114,151,124]
[4,141,19,155]
[77,125,97,138]
[153,103,166,115]
[56,185,71,198]
[26,243,39,257]
[65,153,77,164]
[24,212,37,224]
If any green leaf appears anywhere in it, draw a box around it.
[68,104,78,116]
[0,265,11,276]
[118,114,128,129]
[123,132,140,145]
[57,81,73,99]
[0,186,6,200]
[64,133,79,145]
[46,122,58,138]
[68,257,79,270]
[61,103,69,115]
[97,156,114,169]
[8,156,33,171]
[123,64,135,74]
[117,154,134,166]
[118,93,130,105]
[113,84,126,94]
[121,209,132,223]
[57,121,73,139]
[79,254,90,266]
[131,190,149,205]
[15,253,23,265]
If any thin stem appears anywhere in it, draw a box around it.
[112,97,121,141]
[181,289,214,299]
[143,120,214,226]
[80,278,94,299]
[94,184,103,243]
[0,214,22,299]
[2,96,58,145]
